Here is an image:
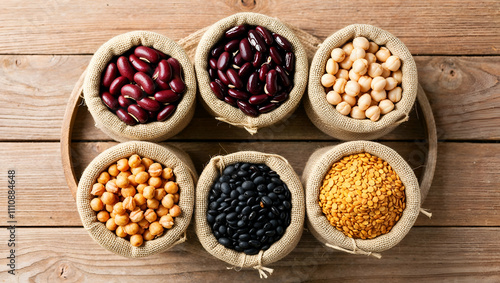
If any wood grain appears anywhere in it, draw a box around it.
[0,0,498,55]
[0,142,499,227]
[0,55,499,141]
[0,227,499,282]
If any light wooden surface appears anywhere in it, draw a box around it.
[0,1,499,282]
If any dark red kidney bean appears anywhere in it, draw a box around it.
[273,34,292,51]
[211,45,225,58]
[101,92,119,110]
[225,25,247,39]
[269,47,283,65]
[255,26,274,45]
[210,81,225,100]
[169,77,186,94]
[259,64,271,82]
[156,78,170,90]
[237,100,258,117]
[248,30,267,53]
[233,53,244,66]
[208,68,217,80]
[129,54,152,74]
[215,79,227,93]
[252,51,265,68]
[116,108,137,125]
[121,84,144,100]
[247,72,261,95]
[148,110,159,121]
[238,62,253,79]
[102,62,118,88]
[258,103,277,113]
[226,69,243,89]
[156,50,169,59]
[217,69,230,85]
[157,59,172,82]
[225,39,240,52]
[209,58,218,70]
[137,97,161,112]
[128,104,148,123]
[239,38,253,62]
[134,46,160,64]
[109,76,129,95]
[224,96,237,107]
[249,94,268,105]
[271,91,289,103]
[228,89,249,100]
[285,52,295,73]
[217,51,231,71]
[116,56,135,81]
[134,72,155,95]
[157,104,176,121]
[118,95,134,108]
[275,65,291,87]
[266,70,278,95]
[167,58,181,77]
[155,90,181,103]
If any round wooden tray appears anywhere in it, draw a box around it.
[61,70,437,202]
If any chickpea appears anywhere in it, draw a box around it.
[392,70,403,84]
[138,218,150,229]
[149,221,164,236]
[365,105,381,121]
[353,36,370,50]
[342,42,354,56]
[148,177,163,188]
[110,211,116,218]
[128,154,142,168]
[330,48,345,62]
[351,59,368,75]
[379,99,395,114]
[336,69,349,80]
[380,63,391,78]
[101,192,117,206]
[116,159,130,172]
[326,91,342,105]
[124,222,140,235]
[342,94,357,107]
[339,57,353,70]
[137,226,145,235]
[106,218,117,231]
[321,73,336,88]
[159,214,174,229]
[91,183,105,196]
[117,171,131,179]
[154,188,167,201]
[134,171,148,184]
[143,229,155,241]
[147,198,160,210]
[108,164,119,177]
[162,194,175,209]
[141,157,154,169]
[348,69,361,82]
[388,87,402,103]
[121,185,136,198]
[114,213,129,226]
[105,204,114,213]
[136,183,147,194]
[116,226,127,238]
[131,164,146,175]
[156,205,169,217]
[385,55,401,71]
[350,106,366,119]
[333,78,347,94]
[140,204,148,211]
[326,58,339,75]
[97,211,110,223]
[357,93,372,111]
[143,186,156,200]
[90,198,104,211]
[134,193,147,206]
[364,52,376,65]
[115,175,129,189]
[367,63,383,78]
[113,202,126,215]
[368,41,379,54]
[384,77,398,91]
[144,209,157,223]
[97,172,110,185]
[148,163,163,177]
[130,234,143,247]
[375,47,391,62]
[169,205,182,217]
[349,47,366,62]
[127,174,138,187]
[123,197,136,212]
[371,89,387,102]
[173,193,180,204]
[162,168,174,180]
[164,181,179,194]
[105,180,119,194]
[344,81,361,97]
[358,76,372,93]
[371,76,387,91]
[336,101,351,116]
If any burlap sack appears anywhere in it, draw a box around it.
[194,12,308,135]
[76,141,197,258]
[305,24,418,140]
[195,151,304,278]
[302,141,421,257]
[83,31,197,142]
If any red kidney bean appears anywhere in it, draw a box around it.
[238,62,253,79]
[215,79,228,93]
[157,104,176,121]
[225,39,240,52]
[228,89,250,100]
[269,47,283,65]
[208,68,217,80]
[211,45,225,58]
[248,30,267,53]
[109,76,129,95]
[157,59,172,82]
[275,65,291,87]
[148,110,159,121]
[117,56,135,81]
[167,58,181,77]
[256,26,274,45]
[116,108,137,125]
[134,72,155,95]
[156,50,169,59]
[155,90,181,103]
[247,72,261,95]
[217,51,231,71]
[156,78,170,90]
[209,58,218,70]
[210,81,225,100]
[169,77,186,94]
[285,52,295,73]
[237,100,258,117]
[102,62,118,88]
[225,25,247,39]
[128,104,148,123]
[118,95,134,108]
[239,38,253,62]
[271,91,289,103]
[233,53,244,66]
[217,69,230,85]
[273,34,292,51]
[265,70,278,95]
[137,97,161,112]
[258,103,277,113]
[249,94,268,105]
[134,46,160,64]
[129,54,152,74]
[252,51,265,67]
[224,96,237,107]
[226,68,244,89]
[101,92,119,110]
[121,84,145,100]
[259,64,271,82]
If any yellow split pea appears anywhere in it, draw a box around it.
[319,153,405,239]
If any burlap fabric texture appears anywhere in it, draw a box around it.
[302,141,421,257]
[83,31,197,142]
[76,141,197,258]
[194,12,308,135]
[195,151,305,278]
[305,24,418,140]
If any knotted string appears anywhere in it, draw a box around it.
[419,207,432,218]
[253,250,274,279]
[325,238,382,259]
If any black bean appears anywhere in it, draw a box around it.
[248,211,257,221]
[242,206,252,215]
[239,241,250,249]
[261,196,272,206]
[249,239,261,248]
[239,234,251,241]
[244,248,259,255]
[277,226,284,235]
[268,192,278,200]
[207,214,215,224]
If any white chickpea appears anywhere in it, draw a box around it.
[357,93,372,110]
[375,47,391,62]
[326,58,339,75]
[371,89,387,102]
[384,77,398,91]
[321,73,336,88]
[349,69,361,81]
[349,47,366,61]
[379,99,395,114]
[339,57,353,70]
[353,37,370,50]
[385,55,401,71]
[342,42,354,56]
[358,76,372,93]
[351,59,368,75]
[368,42,379,54]
[331,48,345,62]
[342,94,357,107]
[380,63,391,78]
[365,52,377,65]
[326,91,342,105]
[392,70,403,84]
[336,69,349,80]
[365,105,381,121]
[367,63,383,78]
[345,81,361,97]
[388,87,402,103]
[333,78,347,94]
[350,106,366,119]
[371,76,387,91]
[336,101,351,116]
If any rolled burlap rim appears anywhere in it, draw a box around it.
[305,24,418,140]
[195,151,305,278]
[302,141,421,256]
[83,31,197,142]
[194,12,309,135]
[76,141,197,258]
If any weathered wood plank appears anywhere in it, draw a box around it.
[0,0,498,55]
[0,227,499,282]
[0,142,498,227]
[0,55,498,141]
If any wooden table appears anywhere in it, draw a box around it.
[1,1,499,282]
